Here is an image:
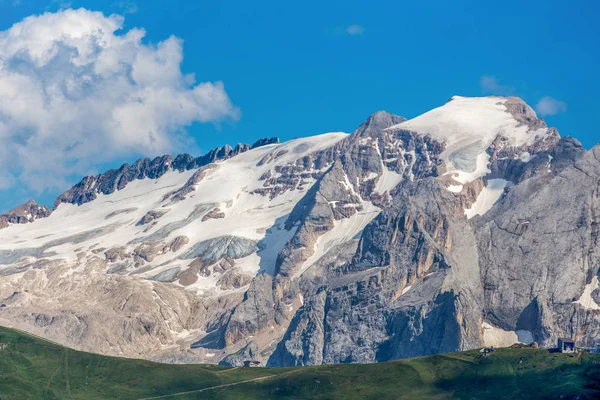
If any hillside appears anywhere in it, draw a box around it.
[1,326,599,399]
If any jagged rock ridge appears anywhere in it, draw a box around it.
[54,137,279,209]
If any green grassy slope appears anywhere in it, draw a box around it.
[0,326,599,399]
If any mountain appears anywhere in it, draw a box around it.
[0,96,597,367]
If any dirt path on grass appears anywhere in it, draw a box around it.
[65,349,73,399]
[136,370,298,400]
[45,365,60,395]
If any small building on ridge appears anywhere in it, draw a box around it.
[558,338,576,353]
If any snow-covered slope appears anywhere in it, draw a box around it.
[388,96,551,189]
[464,179,509,219]
[390,96,547,151]
[0,132,348,296]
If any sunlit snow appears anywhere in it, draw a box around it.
[0,132,349,294]
[482,322,534,348]
[386,96,551,190]
[464,179,508,219]
[573,276,600,310]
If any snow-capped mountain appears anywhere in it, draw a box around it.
[0,96,597,366]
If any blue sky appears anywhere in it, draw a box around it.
[0,0,598,212]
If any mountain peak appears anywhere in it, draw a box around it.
[0,199,50,229]
[353,111,406,138]
[388,96,553,149]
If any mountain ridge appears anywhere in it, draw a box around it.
[0,95,598,368]
[0,137,280,226]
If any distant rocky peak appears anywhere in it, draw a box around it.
[389,96,552,145]
[251,137,279,149]
[352,111,407,139]
[0,199,51,229]
[6,199,49,216]
[503,97,547,130]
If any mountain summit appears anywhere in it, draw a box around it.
[0,96,596,367]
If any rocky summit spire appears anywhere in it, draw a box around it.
[352,111,406,139]
[0,200,51,229]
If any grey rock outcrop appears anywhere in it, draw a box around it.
[223,274,278,347]
[137,210,170,226]
[269,177,484,365]
[476,144,600,347]
[251,137,279,149]
[219,342,260,366]
[0,200,51,229]
[181,235,257,263]
[268,290,327,366]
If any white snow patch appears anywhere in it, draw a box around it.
[448,152,491,186]
[294,201,381,278]
[516,330,535,344]
[464,179,508,219]
[366,172,378,181]
[389,96,547,151]
[401,285,412,295]
[405,149,417,181]
[255,217,298,276]
[519,152,532,162]
[374,168,402,195]
[482,322,533,348]
[447,185,463,193]
[573,276,600,310]
[174,328,203,339]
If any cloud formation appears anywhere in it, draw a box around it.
[535,96,567,116]
[115,0,138,14]
[479,75,513,95]
[345,25,365,35]
[0,8,239,194]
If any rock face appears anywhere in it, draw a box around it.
[0,96,599,367]
[181,236,257,262]
[0,200,51,229]
[476,145,600,348]
[219,341,260,366]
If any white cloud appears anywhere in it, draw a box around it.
[0,8,239,194]
[115,0,138,14]
[480,75,513,95]
[535,96,567,116]
[345,25,365,35]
